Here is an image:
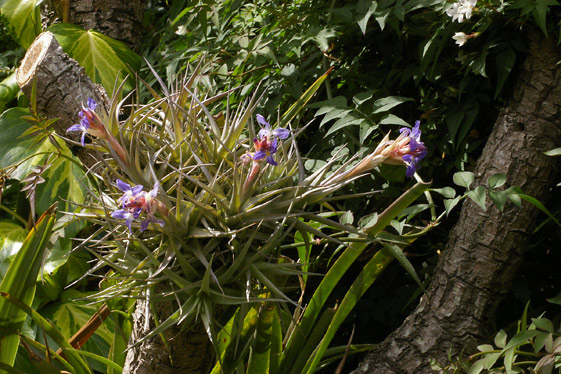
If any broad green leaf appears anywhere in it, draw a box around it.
[309,96,347,113]
[0,205,56,373]
[547,291,561,305]
[431,187,456,199]
[482,352,501,369]
[453,171,474,189]
[468,358,485,374]
[352,90,374,106]
[488,173,507,189]
[534,331,549,353]
[531,317,554,333]
[489,190,507,212]
[444,196,462,216]
[466,186,487,210]
[211,306,259,374]
[506,188,522,207]
[0,108,88,273]
[379,113,410,127]
[0,222,27,280]
[502,330,540,351]
[48,23,141,93]
[0,291,92,374]
[269,309,282,374]
[0,0,41,48]
[470,49,488,77]
[0,109,88,207]
[33,145,89,217]
[446,110,464,145]
[494,329,508,348]
[477,344,495,352]
[0,108,39,172]
[504,346,515,373]
[356,0,377,35]
[287,307,336,374]
[39,290,114,372]
[532,0,560,36]
[372,96,413,114]
[246,301,274,374]
[359,120,377,144]
[358,212,378,230]
[319,106,349,126]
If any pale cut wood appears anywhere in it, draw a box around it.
[16,31,107,138]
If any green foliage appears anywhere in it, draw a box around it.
[55,54,443,374]
[0,0,41,49]
[0,205,56,373]
[48,23,142,93]
[433,305,561,373]
[0,0,560,373]
[439,171,522,215]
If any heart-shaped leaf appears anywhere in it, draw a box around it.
[48,23,141,93]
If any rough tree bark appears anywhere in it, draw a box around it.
[16,32,106,130]
[41,0,145,52]
[352,30,561,374]
[16,30,108,167]
[122,293,212,374]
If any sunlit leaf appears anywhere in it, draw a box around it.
[544,147,561,156]
[0,0,41,48]
[0,221,27,280]
[48,23,141,93]
[0,73,19,104]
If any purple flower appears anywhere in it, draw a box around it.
[140,215,165,232]
[116,179,144,209]
[111,208,142,234]
[251,114,290,166]
[111,180,166,233]
[256,114,290,140]
[66,117,91,146]
[386,120,427,178]
[67,98,107,145]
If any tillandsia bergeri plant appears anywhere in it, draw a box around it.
[65,63,434,373]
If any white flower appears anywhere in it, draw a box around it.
[446,0,477,23]
[452,32,468,46]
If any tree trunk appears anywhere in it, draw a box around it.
[16,31,107,135]
[352,30,561,374]
[122,295,212,374]
[41,0,145,52]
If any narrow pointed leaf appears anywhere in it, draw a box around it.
[0,204,57,372]
[281,182,429,371]
[279,67,333,129]
[302,249,394,374]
